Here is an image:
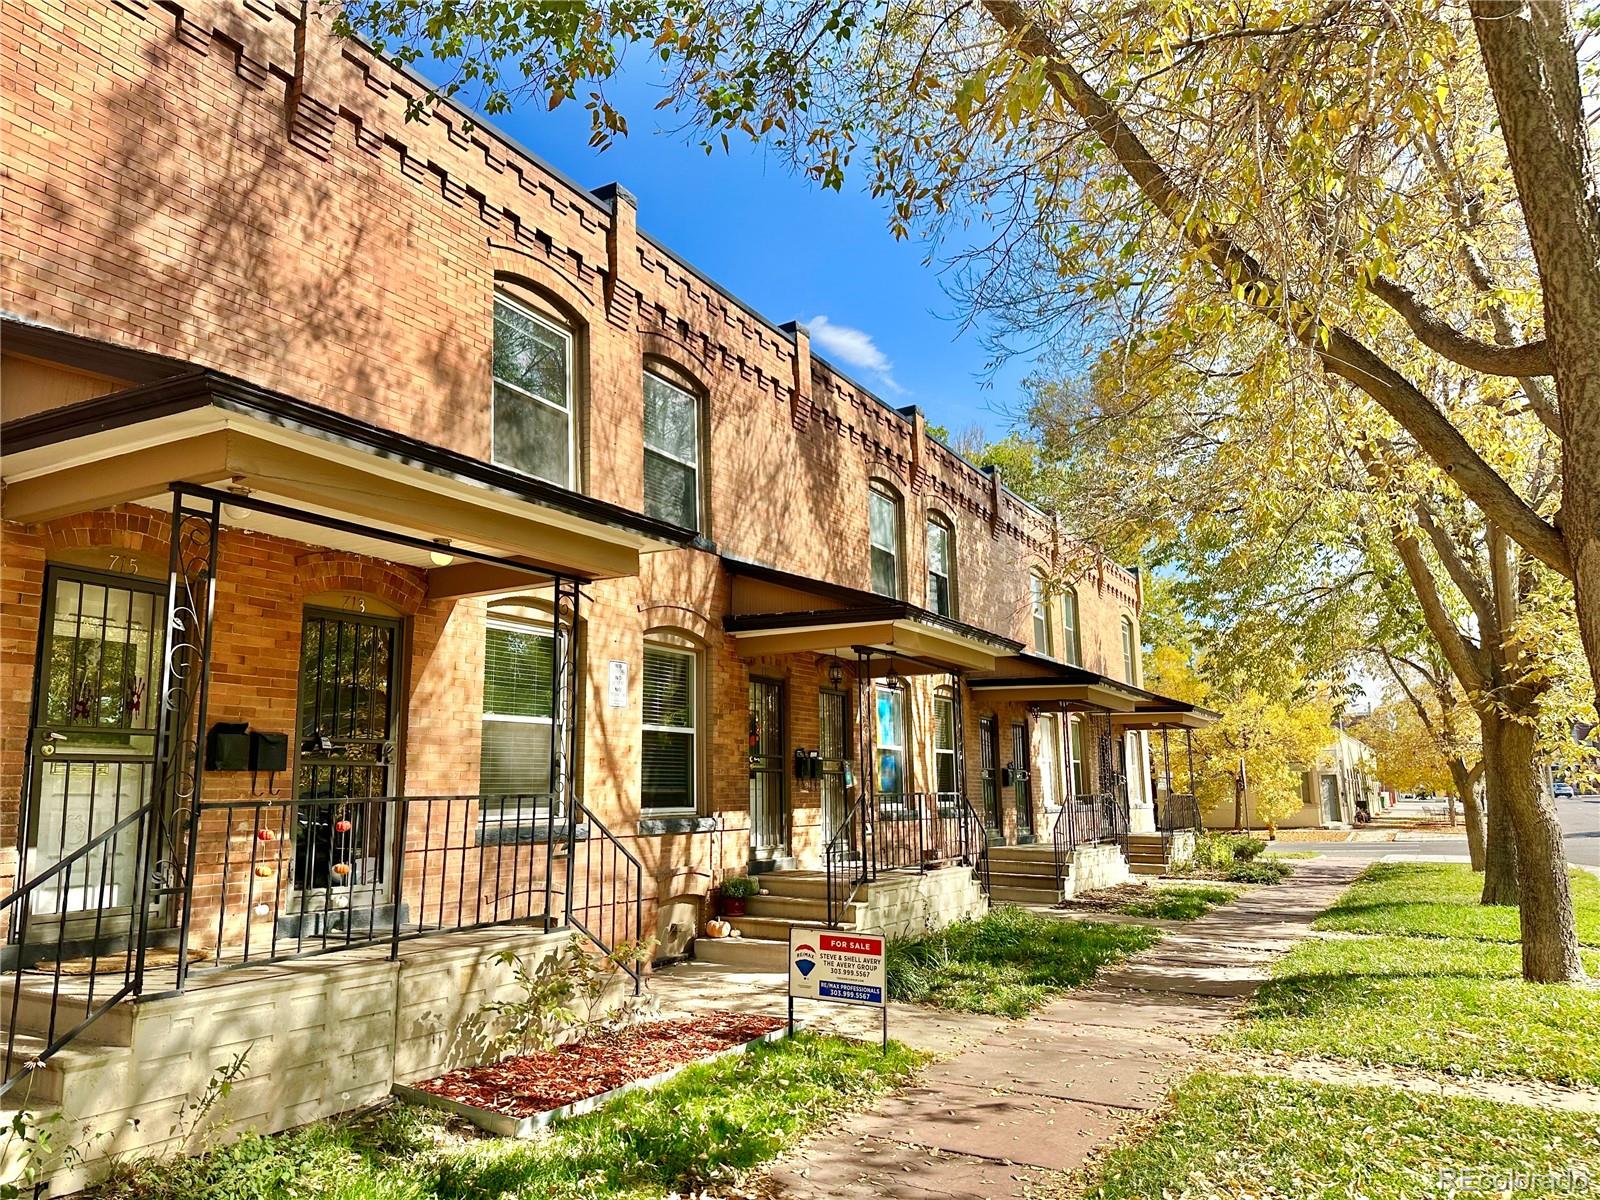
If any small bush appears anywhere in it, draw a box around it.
[1187,832,1272,877]
[720,875,761,899]
[1226,858,1291,885]
[1228,834,1267,862]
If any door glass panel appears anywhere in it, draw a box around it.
[1012,723,1034,836]
[295,612,397,900]
[819,691,849,841]
[27,574,163,919]
[748,679,786,859]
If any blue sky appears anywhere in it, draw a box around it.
[465,69,1034,441]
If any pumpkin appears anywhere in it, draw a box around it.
[332,862,352,878]
[334,818,354,833]
[705,918,732,939]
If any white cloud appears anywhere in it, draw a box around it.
[807,315,904,395]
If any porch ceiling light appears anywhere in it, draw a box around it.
[429,538,455,567]
[222,485,252,521]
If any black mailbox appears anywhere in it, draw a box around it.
[249,731,289,773]
[206,722,249,771]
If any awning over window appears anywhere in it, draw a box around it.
[2,323,695,584]
[723,557,1022,674]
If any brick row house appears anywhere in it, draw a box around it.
[0,0,1210,1184]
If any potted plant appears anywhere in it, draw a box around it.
[719,875,760,917]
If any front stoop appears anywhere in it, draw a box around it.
[1126,831,1196,877]
[693,865,986,972]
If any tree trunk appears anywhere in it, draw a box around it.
[1447,758,1486,871]
[1480,712,1519,905]
[1496,716,1586,982]
[1471,1,1600,709]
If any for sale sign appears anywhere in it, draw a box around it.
[788,926,886,1008]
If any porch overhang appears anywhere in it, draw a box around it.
[967,654,1144,713]
[1109,705,1219,731]
[1,342,695,582]
[723,557,1021,673]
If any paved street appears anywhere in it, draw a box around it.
[1290,794,1599,870]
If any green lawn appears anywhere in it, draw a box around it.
[1114,883,1240,920]
[1228,930,1600,1085]
[885,906,1159,1017]
[1082,1071,1600,1200]
[1315,862,1600,946]
[94,1034,923,1200]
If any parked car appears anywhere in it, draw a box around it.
[1552,780,1576,799]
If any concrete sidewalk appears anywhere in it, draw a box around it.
[753,859,1368,1199]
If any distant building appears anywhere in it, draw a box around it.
[1202,731,1380,830]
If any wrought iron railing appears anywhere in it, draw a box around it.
[823,791,990,927]
[564,799,647,989]
[1159,792,1202,835]
[1051,791,1131,888]
[1,802,155,1101]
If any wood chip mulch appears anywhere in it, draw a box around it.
[1063,883,1158,911]
[413,1010,786,1117]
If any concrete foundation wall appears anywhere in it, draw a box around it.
[1063,844,1129,898]
[34,926,614,1195]
[858,867,987,939]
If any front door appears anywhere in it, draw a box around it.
[294,609,399,907]
[748,678,786,865]
[818,689,850,842]
[21,568,165,939]
[978,717,1001,835]
[1010,721,1035,842]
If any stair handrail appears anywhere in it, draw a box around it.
[565,799,648,992]
[823,790,873,927]
[958,794,991,897]
[1,801,156,1101]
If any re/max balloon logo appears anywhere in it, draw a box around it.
[793,944,817,977]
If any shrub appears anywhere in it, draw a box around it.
[720,875,761,899]
[1226,858,1291,885]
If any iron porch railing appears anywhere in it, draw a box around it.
[823,790,990,927]
[1051,790,1131,890]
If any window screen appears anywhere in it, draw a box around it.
[644,372,699,530]
[642,646,696,812]
[480,621,555,808]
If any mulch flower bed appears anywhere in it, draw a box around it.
[1062,882,1159,911]
[413,1010,786,1118]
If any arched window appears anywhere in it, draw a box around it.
[492,291,575,488]
[1030,573,1054,656]
[868,481,902,599]
[1121,615,1138,684]
[926,514,955,617]
[1061,587,1081,667]
[643,369,702,531]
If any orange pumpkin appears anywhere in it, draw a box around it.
[705,918,732,939]
[332,862,352,878]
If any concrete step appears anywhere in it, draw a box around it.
[745,894,843,922]
[692,935,788,972]
[987,869,1063,892]
[0,1032,129,1107]
[0,982,136,1046]
[1130,862,1167,876]
[729,914,840,941]
[990,884,1062,905]
[983,855,1058,877]
[752,872,834,901]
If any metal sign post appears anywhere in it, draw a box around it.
[787,925,889,1051]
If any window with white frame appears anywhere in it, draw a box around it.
[1121,616,1138,684]
[1037,713,1062,809]
[492,294,575,488]
[1068,715,1088,795]
[1062,587,1081,666]
[926,515,954,617]
[480,618,556,816]
[869,483,902,598]
[1030,574,1054,656]
[641,643,697,813]
[933,690,958,797]
[643,371,700,530]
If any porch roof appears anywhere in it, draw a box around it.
[722,557,1022,673]
[967,652,1216,722]
[1,322,697,582]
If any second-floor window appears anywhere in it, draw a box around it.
[926,515,954,617]
[869,483,901,598]
[1062,587,1081,666]
[493,294,573,488]
[1030,574,1054,656]
[643,371,700,530]
[1121,615,1138,683]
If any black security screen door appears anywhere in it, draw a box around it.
[295,610,399,898]
[23,568,164,932]
[1011,722,1034,840]
[819,690,850,841]
[978,717,1001,834]
[748,678,786,864]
